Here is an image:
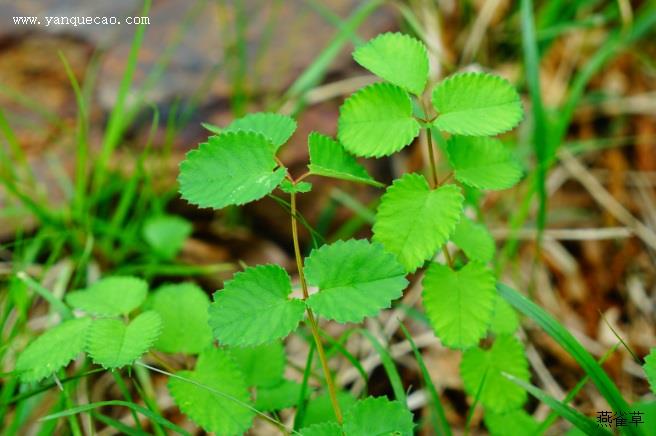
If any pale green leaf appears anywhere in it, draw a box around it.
[338,83,421,158]
[342,396,414,436]
[304,239,408,323]
[208,265,305,346]
[484,409,540,436]
[451,216,495,263]
[373,174,464,272]
[142,215,192,260]
[432,72,523,136]
[15,318,91,383]
[255,379,307,412]
[645,348,656,394]
[445,136,523,190]
[66,276,147,317]
[489,294,519,336]
[203,113,296,151]
[460,335,530,413]
[229,341,285,388]
[307,132,381,187]
[303,392,356,427]
[168,347,254,435]
[280,179,313,194]
[300,422,342,436]
[353,32,429,95]
[422,262,496,349]
[86,311,162,369]
[178,131,286,210]
[148,283,212,354]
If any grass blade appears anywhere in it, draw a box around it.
[357,329,407,405]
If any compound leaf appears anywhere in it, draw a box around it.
[342,396,414,436]
[460,335,530,413]
[168,347,254,435]
[229,341,285,388]
[203,112,296,150]
[15,317,92,383]
[451,216,495,263]
[338,83,421,158]
[422,262,496,349]
[353,32,429,95]
[445,136,523,190]
[299,422,343,436]
[142,215,192,260]
[304,239,408,323]
[645,348,656,394]
[373,174,464,272]
[432,72,523,136]
[86,311,162,369]
[307,132,381,187]
[148,283,212,354]
[178,131,286,210]
[66,276,147,317]
[208,265,305,346]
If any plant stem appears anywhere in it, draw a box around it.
[426,128,440,188]
[290,190,343,424]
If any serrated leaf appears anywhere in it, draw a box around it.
[373,174,464,272]
[229,341,285,388]
[489,294,519,335]
[303,392,357,427]
[338,83,421,158]
[423,262,496,349]
[460,335,530,413]
[208,265,305,346]
[432,72,523,136]
[304,239,408,323]
[256,379,307,411]
[280,179,313,194]
[484,409,540,436]
[307,132,381,187]
[178,131,286,210]
[451,215,495,263]
[66,276,147,317]
[299,422,343,436]
[645,348,656,394]
[168,347,254,435]
[148,283,212,354]
[353,32,429,95]
[15,318,91,383]
[226,112,297,150]
[445,136,523,190]
[342,396,414,436]
[86,311,162,369]
[142,215,192,260]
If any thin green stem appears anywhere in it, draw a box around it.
[426,129,439,188]
[290,189,343,424]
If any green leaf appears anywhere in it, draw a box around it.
[148,283,212,354]
[307,132,381,187]
[255,379,307,412]
[280,179,313,194]
[451,216,495,263]
[338,83,421,158]
[343,396,414,436]
[168,347,254,435]
[644,348,656,394]
[422,262,496,349]
[208,265,305,346]
[432,72,523,136]
[445,136,523,190]
[66,276,147,317]
[489,294,519,336]
[225,112,297,150]
[304,239,408,323]
[229,341,285,388]
[299,422,342,436]
[484,409,540,436]
[303,392,357,427]
[373,174,464,272]
[142,215,192,260]
[178,131,286,210]
[460,335,530,413]
[15,318,91,383]
[86,311,162,369]
[353,32,429,95]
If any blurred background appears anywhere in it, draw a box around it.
[1,0,655,434]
